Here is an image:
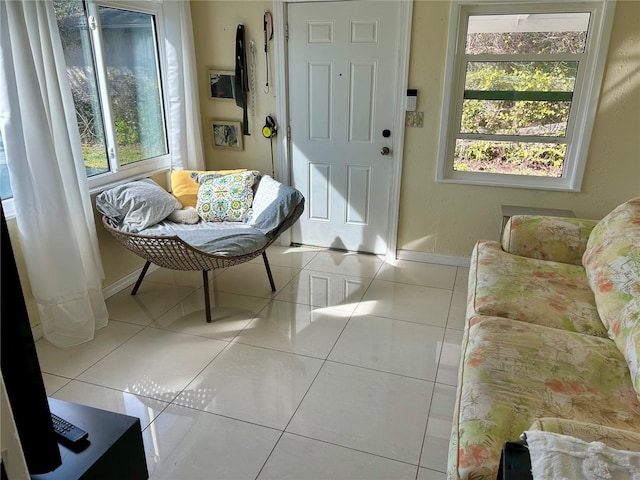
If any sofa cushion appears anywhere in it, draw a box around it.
[583,197,640,336]
[618,297,640,399]
[468,240,607,336]
[195,171,260,222]
[448,316,640,480]
[501,215,597,266]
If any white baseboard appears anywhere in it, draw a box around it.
[101,263,159,299]
[32,324,43,342]
[395,249,470,268]
[33,253,466,342]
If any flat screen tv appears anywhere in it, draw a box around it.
[1,205,62,474]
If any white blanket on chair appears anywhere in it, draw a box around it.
[525,430,640,480]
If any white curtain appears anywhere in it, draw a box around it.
[164,0,205,171]
[0,0,109,347]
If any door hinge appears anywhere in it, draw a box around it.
[285,23,289,41]
[287,126,291,140]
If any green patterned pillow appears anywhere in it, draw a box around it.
[195,171,259,222]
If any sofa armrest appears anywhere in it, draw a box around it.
[528,418,640,452]
[501,215,598,265]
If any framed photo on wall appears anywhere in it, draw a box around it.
[208,70,235,100]
[211,120,243,150]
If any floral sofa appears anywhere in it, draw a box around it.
[448,197,640,479]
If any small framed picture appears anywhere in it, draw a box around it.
[208,70,235,100]
[211,120,243,150]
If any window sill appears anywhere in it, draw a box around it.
[436,170,581,192]
[2,198,15,220]
[2,166,172,222]
[87,166,171,196]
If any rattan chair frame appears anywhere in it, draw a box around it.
[102,216,276,323]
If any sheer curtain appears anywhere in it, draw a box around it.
[164,0,205,171]
[0,0,109,347]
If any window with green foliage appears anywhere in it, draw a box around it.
[437,2,615,191]
[1,0,171,211]
[54,0,168,180]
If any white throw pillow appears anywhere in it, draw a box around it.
[167,206,200,224]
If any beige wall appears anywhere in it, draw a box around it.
[8,0,640,331]
[191,0,277,173]
[399,0,640,257]
[190,0,639,259]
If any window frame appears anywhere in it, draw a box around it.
[85,0,171,193]
[435,0,616,191]
[1,0,173,218]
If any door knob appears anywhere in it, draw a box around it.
[380,146,390,155]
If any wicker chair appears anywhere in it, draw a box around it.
[99,173,305,323]
[102,216,279,323]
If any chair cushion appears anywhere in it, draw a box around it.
[195,171,260,222]
[139,220,269,256]
[247,175,305,236]
[96,178,181,233]
[170,169,246,208]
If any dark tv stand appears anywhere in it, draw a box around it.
[31,398,148,480]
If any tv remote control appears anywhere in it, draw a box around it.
[51,413,89,445]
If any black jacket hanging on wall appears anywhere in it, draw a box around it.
[235,24,250,135]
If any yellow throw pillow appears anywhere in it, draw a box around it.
[170,169,246,207]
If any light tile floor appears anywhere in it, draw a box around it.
[36,246,468,480]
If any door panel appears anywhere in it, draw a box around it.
[349,63,375,142]
[289,1,400,254]
[309,163,331,221]
[309,63,332,140]
[346,166,370,225]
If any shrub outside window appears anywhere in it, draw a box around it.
[2,0,172,214]
[55,0,169,185]
[436,1,616,191]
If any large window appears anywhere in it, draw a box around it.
[436,1,616,191]
[55,0,168,186]
[1,0,176,215]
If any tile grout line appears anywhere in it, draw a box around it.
[416,282,453,474]
[253,261,377,479]
[255,260,453,478]
[255,268,360,480]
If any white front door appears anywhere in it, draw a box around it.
[288,1,401,254]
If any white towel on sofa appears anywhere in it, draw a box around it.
[525,430,640,480]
